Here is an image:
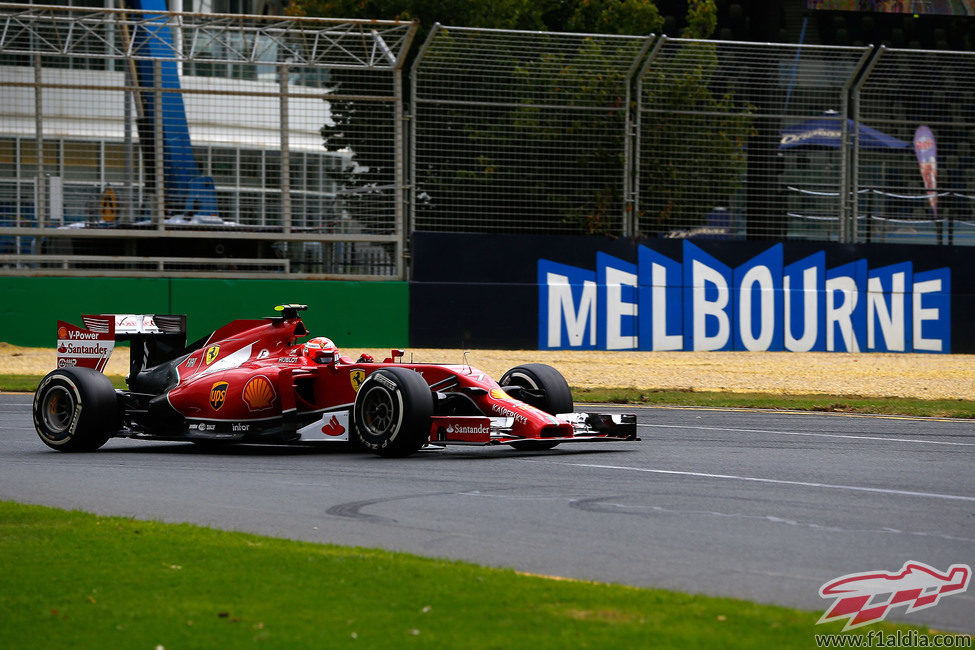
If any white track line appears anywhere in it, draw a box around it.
[639,422,975,447]
[529,461,975,503]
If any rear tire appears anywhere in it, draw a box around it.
[500,363,573,451]
[354,368,432,458]
[33,368,119,452]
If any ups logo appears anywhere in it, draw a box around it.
[209,381,229,411]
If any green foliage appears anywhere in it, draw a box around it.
[290,0,735,236]
[288,0,545,30]
[565,0,663,35]
[412,32,643,234]
[287,0,714,41]
[682,0,717,39]
[638,40,754,234]
[287,0,676,35]
[318,88,397,232]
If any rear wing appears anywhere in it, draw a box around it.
[57,314,187,376]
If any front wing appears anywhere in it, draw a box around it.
[429,412,638,446]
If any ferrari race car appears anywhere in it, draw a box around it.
[34,305,637,457]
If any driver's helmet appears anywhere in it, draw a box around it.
[302,336,337,358]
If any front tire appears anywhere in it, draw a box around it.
[33,368,119,452]
[354,368,432,457]
[500,363,573,451]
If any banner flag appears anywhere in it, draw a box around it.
[914,125,938,218]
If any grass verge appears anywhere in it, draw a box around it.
[0,500,951,649]
[572,387,975,419]
[0,373,129,392]
[3,374,973,418]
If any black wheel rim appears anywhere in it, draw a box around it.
[42,385,75,438]
[361,385,394,435]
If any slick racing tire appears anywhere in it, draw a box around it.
[500,363,573,451]
[354,368,433,458]
[33,368,119,452]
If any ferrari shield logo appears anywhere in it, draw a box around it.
[209,381,229,411]
[350,369,366,392]
[204,345,220,365]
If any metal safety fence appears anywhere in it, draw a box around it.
[412,27,975,247]
[0,3,415,278]
[410,25,652,235]
[636,38,872,242]
[855,47,975,246]
[3,9,974,281]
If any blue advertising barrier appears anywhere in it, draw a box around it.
[411,233,968,353]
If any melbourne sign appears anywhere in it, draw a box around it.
[539,241,950,353]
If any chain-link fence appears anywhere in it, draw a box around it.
[856,47,975,246]
[637,38,872,242]
[411,27,975,247]
[3,9,974,281]
[0,4,415,278]
[410,25,652,235]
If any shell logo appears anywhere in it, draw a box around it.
[243,375,276,411]
[490,388,511,401]
[57,326,68,339]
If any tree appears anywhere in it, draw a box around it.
[288,0,548,235]
[288,0,545,31]
[319,93,395,233]
[412,33,646,235]
[683,0,717,39]
[288,0,733,236]
[564,0,663,35]
[638,39,755,235]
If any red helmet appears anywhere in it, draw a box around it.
[302,336,337,358]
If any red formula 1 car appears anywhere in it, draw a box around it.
[34,305,637,457]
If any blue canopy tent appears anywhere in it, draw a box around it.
[779,117,910,149]
[780,114,914,243]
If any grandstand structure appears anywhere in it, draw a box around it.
[0,1,416,277]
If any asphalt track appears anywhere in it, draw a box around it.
[1,393,973,634]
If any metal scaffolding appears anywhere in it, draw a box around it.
[0,3,416,279]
